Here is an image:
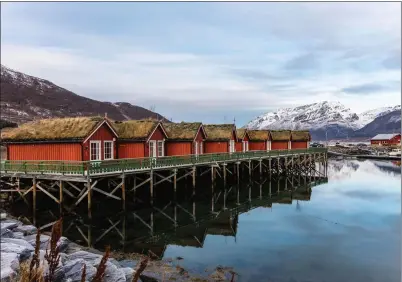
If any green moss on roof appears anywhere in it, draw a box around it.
[247,130,270,141]
[270,130,291,141]
[291,130,311,141]
[1,116,106,141]
[114,120,160,140]
[163,122,203,140]
[204,124,235,141]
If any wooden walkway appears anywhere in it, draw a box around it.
[1,148,327,180]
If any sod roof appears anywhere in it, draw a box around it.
[247,130,270,141]
[291,130,311,141]
[163,122,204,140]
[113,120,163,140]
[269,130,291,141]
[236,129,247,140]
[0,116,112,142]
[204,124,236,141]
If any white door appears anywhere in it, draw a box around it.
[200,142,203,154]
[90,141,101,161]
[149,141,157,158]
[242,141,246,152]
[229,140,235,153]
[246,141,249,152]
[267,140,271,151]
[194,141,199,155]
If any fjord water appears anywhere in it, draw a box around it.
[7,159,401,282]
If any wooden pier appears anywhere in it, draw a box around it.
[0,148,328,218]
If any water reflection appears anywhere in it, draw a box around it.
[7,159,401,282]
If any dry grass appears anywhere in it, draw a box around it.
[236,129,246,140]
[247,130,269,141]
[1,117,106,141]
[204,124,235,141]
[163,122,203,140]
[113,120,160,140]
[92,246,110,282]
[291,130,311,141]
[269,130,291,141]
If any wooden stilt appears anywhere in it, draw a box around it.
[121,174,126,211]
[259,159,262,175]
[59,180,63,213]
[150,170,154,205]
[223,163,227,185]
[269,158,272,178]
[248,160,252,176]
[192,166,196,188]
[87,179,92,219]
[133,175,137,203]
[236,162,240,183]
[33,177,37,225]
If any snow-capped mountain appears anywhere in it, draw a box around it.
[358,105,401,128]
[245,101,401,140]
[0,65,167,124]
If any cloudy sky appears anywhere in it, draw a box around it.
[1,2,401,125]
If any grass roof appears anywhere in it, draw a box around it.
[247,130,270,141]
[113,120,160,140]
[204,124,235,141]
[269,130,291,141]
[291,130,311,141]
[236,129,247,140]
[1,116,106,141]
[163,122,203,140]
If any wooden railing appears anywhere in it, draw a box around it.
[0,148,327,176]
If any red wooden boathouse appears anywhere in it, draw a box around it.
[114,120,168,158]
[270,130,291,150]
[247,130,270,151]
[235,129,250,152]
[203,124,237,154]
[370,133,401,147]
[291,131,311,149]
[163,122,207,156]
[1,117,118,161]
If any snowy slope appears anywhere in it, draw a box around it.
[357,105,401,128]
[246,101,361,131]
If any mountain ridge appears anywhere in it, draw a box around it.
[0,64,167,124]
[245,101,401,140]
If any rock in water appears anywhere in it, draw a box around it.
[1,222,19,234]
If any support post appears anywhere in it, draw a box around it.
[192,166,196,188]
[248,160,252,176]
[59,180,63,213]
[87,179,92,219]
[223,163,227,185]
[33,178,37,225]
[121,174,126,211]
[259,159,262,175]
[269,158,272,178]
[133,175,137,203]
[150,170,154,205]
[236,163,240,184]
[211,166,215,183]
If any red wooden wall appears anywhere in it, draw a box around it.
[204,141,228,153]
[249,141,265,151]
[235,142,242,152]
[193,128,206,154]
[82,124,117,161]
[271,141,288,150]
[7,143,82,161]
[291,141,308,149]
[166,142,191,156]
[371,135,401,146]
[118,142,145,158]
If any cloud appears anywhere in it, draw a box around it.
[341,81,400,94]
[0,2,401,125]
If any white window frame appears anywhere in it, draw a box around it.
[267,140,271,151]
[194,141,199,155]
[103,141,114,160]
[288,141,292,150]
[90,141,101,161]
[157,140,164,157]
[149,140,157,158]
[200,142,203,154]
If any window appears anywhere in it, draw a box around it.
[157,141,164,157]
[194,141,199,155]
[104,141,113,160]
[90,141,101,161]
[149,141,156,157]
[229,140,235,153]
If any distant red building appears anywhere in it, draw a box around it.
[204,124,237,154]
[236,129,250,152]
[370,134,401,146]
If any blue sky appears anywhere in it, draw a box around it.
[1,2,401,125]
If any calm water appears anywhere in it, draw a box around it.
[6,159,401,282]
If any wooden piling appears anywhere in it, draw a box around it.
[248,160,252,176]
[150,170,154,205]
[33,177,37,225]
[121,174,126,211]
[59,180,63,213]
[192,166,196,188]
[87,179,92,219]
[259,159,262,175]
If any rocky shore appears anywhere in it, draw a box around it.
[1,213,227,282]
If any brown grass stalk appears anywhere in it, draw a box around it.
[28,229,41,282]
[91,246,110,282]
[44,219,62,282]
[80,264,86,282]
[131,256,149,282]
